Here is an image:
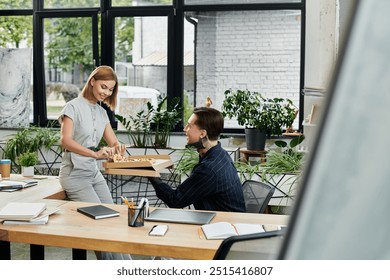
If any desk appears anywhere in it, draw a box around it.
[0,174,66,207]
[0,202,288,260]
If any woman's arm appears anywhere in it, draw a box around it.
[102,123,126,155]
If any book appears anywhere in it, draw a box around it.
[0,202,46,221]
[0,180,38,192]
[201,222,265,240]
[3,215,49,225]
[77,205,120,220]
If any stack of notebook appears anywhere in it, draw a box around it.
[0,202,59,225]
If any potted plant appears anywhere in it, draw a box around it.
[261,135,305,212]
[115,107,153,148]
[17,151,39,177]
[152,97,182,148]
[234,136,305,214]
[115,97,182,149]
[222,89,297,150]
[3,126,59,172]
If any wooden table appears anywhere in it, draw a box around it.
[0,175,288,260]
[0,201,288,260]
[0,174,66,207]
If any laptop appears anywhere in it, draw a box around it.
[145,208,216,225]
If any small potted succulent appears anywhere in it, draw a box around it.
[17,152,39,177]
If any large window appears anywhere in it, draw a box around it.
[0,1,32,9]
[114,16,169,125]
[0,13,33,127]
[44,0,100,9]
[44,16,97,120]
[0,0,304,132]
[112,0,172,6]
[186,9,301,129]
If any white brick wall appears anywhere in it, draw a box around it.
[195,10,301,128]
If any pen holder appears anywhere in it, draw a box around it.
[128,206,145,227]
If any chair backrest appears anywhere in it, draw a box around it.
[242,180,275,213]
[213,230,285,260]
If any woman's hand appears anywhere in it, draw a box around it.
[114,143,126,156]
[95,146,115,159]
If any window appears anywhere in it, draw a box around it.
[114,16,169,124]
[0,13,33,126]
[44,16,96,120]
[0,0,304,131]
[0,1,32,9]
[112,0,172,6]
[185,9,301,129]
[44,0,100,9]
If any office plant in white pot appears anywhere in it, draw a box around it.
[222,89,297,150]
[17,152,39,177]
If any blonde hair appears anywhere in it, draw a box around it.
[81,65,118,110]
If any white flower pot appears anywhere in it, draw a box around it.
[22,166,34,177]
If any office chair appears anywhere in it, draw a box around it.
[242,180,275,213]
[213,230,285,260]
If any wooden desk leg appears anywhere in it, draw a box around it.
[0,241,11,260]
[72,248,87,260]
[30,244,45,260]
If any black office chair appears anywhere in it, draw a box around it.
[213,230,285,260]
[242,180,275,213]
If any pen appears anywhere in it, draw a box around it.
[198,227,204,239]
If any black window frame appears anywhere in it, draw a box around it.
[0,0,305,133]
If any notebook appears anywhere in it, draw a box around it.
[77,205,120,220]
[201,222,265,239]
[145,208,216,225]
[0,202,46,221]
[0,180,38,192]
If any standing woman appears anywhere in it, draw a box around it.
[58,65,131,260]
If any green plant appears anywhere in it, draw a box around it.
[116,97,182,148]
[260,136,306,211]
[17,152,39,167]
[234,160,262,181]
[115,105,153,147]
[173,148,199,178]
[222,89,297,136]
[3,126,59,164]
[263,135,306,176]
[152,97,182,148]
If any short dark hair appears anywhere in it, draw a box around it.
[193,107,224,141]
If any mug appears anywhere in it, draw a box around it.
[0,159,11,179]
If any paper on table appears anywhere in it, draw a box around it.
[201,222,265,240]
[3,215,49,225]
